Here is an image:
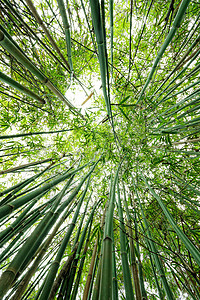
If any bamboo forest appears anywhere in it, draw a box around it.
[0,0,200,299]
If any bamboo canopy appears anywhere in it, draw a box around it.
[0,0,200,299]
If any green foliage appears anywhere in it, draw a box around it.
[0,0,200,299]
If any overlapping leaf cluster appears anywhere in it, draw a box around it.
[0,0,199,299]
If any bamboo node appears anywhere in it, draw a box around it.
[103,235,112,241]
[51,260,60,266]
[7,203,15,210]
[6,267,17,276]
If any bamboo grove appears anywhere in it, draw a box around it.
[0,0,199,298]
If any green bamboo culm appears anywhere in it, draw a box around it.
[140,174,200,267]
[0,199,37,244]
[89,0,111,118]
[0,166,48,205]
[112,231,118,300]
[99,165,121,300]
[10,202,76,300]
[0,71,45,104]
[109,0,114,84]
[25,0,70,71]
[16,176,77,276]
[146,32,200,105]
[63,192,92,299]
[136,0,191,104]
[70,210,94,300]
[122,187,142,300]
[38,160,100,299]
[132,177,176,300]
[0,157,52,175]
[133,209,147,300]
[0,29,46,82]
[0,162,89,220]
[88,204,107,300]
[117,182,135,299]
[0,29,78,112]
[65,203,96,299]
[92,240,103,300]
[0,128,75,140]
[38,188,88,299]
[0,177,73,298]
[148,240,164,299]
[56,0,73,74]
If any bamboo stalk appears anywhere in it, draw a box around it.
[25,0,70,71]
[112,232,119,300]
[70,225,94,300]
[123,189,142,300]
[0,158,52,175]
[83,202,107,300]
[92,249,103,300]
[56,0,73,74]
[0,177,74,298]
[0,165,50,204]
[48,243,79,300]
[0,29,82,115]
[65,207,95,299]
[0,127,78,140]
[99,165,120,300]
[137,0,191,104]
[0,71,45,104]
[89,0,111,118]
[10,202,76,300]
[133,209,147,300]
[133,176,184,299]
[0,162,89,220]
[38,161,100,299]
[0,199,37,244]
[117,182,135,299]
